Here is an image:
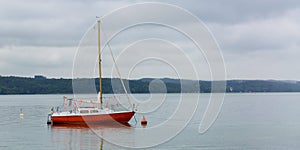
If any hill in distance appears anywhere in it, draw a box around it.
[0,75,300,94]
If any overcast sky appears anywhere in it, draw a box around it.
[0,0,299,80]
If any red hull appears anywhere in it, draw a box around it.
[51,111,135,124]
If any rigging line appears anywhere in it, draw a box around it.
[63,97,105,104]
[99,21,133,109]
[134,115,137,124]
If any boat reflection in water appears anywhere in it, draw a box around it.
[50,122,132,129]
[49,123,133,149]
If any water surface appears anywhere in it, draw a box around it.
[0,93,299,149]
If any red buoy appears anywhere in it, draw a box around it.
[141,116,147,125]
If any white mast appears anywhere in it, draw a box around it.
[97,19,103,109]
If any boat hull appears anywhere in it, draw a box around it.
[51,111,135,124]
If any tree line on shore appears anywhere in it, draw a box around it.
[0,76,299,94]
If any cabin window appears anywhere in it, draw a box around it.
[90,110,99,113]
[80,110,89,113]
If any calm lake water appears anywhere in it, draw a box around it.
[0,93,300,149]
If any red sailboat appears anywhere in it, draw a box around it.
[49,96,135,124]
[47,19,135,125]
[50,106,135,124]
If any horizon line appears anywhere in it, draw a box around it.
[0,75,299,82]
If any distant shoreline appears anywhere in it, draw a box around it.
[1,92,300,96]
[0,76,299,94]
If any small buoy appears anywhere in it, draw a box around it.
[20,108,24,119]
[20,113,24,119]
[141,116,147,126]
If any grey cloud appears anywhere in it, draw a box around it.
[0,46,76,77]
[166,0,300,23]
[0,0,130,47]
[209,8,300,53]
[0,0,299,79]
